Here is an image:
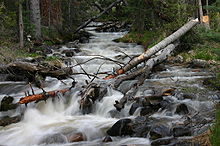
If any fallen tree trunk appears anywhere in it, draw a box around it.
[74,0,123,33]
[0,61,73,81]
[109,19,199,77]
[113,43,178,88]
[18,89,69,104]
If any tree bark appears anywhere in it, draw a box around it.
[18,89,69,104]
[115,19,199,75]
[113,43,178,88]
[18,0,24,48]
[198,0,204,23]
[74,0,123,33]
[30,0,41,40]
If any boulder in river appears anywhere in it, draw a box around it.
[0,96,18,111]
[0,116,21,126]
[107,118,134,136]
[39,133,67,144]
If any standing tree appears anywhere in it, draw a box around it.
[18,0,24,48]
[29,0,41,40]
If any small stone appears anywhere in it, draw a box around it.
[102,135,112,142]
[67,133,84,142]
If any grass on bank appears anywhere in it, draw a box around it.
[114,30,163,48]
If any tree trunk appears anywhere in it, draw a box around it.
[18,0,24,48]
[198,0,204,23]
[115,19,199,75]
[30,0,41,40]
[113,43,178,88]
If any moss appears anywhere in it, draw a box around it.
[210,104,220,146]
[45,56,60,61]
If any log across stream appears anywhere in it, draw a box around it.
[0,23,219,145]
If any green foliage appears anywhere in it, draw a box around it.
[210,104,220,146]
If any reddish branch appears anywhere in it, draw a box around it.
[18,89,69,104]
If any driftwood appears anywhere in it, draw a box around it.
[79,82,107,114]
[74,0,123,33]
[0,61,73,81]
[104,19,199,79]
[18,89,69,105]
[95,21,127,32]
[111,43,178,88]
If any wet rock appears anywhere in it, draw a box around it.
[0,116,21,126]
[5,75,27,82]
[151,137,174,146]
[107,118,134,136]
[140,106,157,116]
[189,59,209,68]
[173,55,184,63]
[102,135,112,142]
[67,132,84,142]
[62,49,75,57]
[66,41,79,48]
[182,93,196,100]
[129,102,141,115]
[149,124,171,140]
[79,37,89,43]
[175,104,189,115]
[109,109,121,118]
[43,48,53,54]
[173,126,191,137]
[39,133,67,144]
[117,80,138,94]
[0,96,18,111]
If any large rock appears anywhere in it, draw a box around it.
[107,119,134,136]
[0,96,18,111]
[39,133,67,144]
[62,49,75,57]
[0,116,21,126]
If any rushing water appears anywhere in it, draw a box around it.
[0,25,218,146]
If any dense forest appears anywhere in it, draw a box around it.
[0,0,220,146]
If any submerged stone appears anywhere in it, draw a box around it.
[102,135,112,142]
[0,116,21,126]
[39,133,67,144]
[67,132,85,142]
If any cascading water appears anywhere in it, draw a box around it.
[0,24,218,146]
